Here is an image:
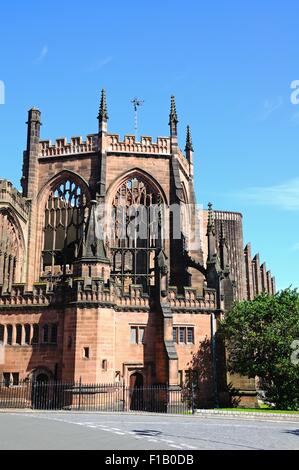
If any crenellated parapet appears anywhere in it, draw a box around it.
[74,279,150,310]
[167,286,216,311]
[0,180,30,221]
[38,134,172,157]
[39,135,99,157]
[0,283,53,308]
[107,134,171,155]
[243,244,276,297]
[0,279,217,313]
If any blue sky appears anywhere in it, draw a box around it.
[0,0,298,290]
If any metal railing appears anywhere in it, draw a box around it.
[0,381,193,413]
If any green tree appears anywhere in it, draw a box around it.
[219,288,299,410]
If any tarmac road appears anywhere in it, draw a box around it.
[0,411,298,450]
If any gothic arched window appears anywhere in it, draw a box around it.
[0,211,23,291]
[110,175,163,293]
[41,179,89,279]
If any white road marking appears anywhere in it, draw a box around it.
[181,443,197,449]
[169,444,183,449]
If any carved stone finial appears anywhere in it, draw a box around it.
[83,200,107,260]
[220,220,227,243]
[185,125,194,152]
[98,88,108,121]
[169,95,178,126]
[207,202,215,236]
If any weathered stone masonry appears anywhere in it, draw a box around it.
[0,91,275,406]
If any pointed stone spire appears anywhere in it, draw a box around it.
[206,202,217,264]
[207,202,215,236]
[219,221,226,243]
[185,125,194,180]
[97,89,108,198]
[83,200,108,260]
[73,200,110,281]
[98,88,108,121]
[169,95,178,123]
[185,125,194,152]
[169,95,178,137]
[219,221,230,271]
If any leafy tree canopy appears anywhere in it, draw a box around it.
[219,288,299,410]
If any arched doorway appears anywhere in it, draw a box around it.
[129,372,144,411]
[31,369,53,410]
[36,373,49,383]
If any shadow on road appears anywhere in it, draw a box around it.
[284,429,299,437]
[132,429,162,436]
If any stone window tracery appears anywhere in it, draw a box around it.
[110,176,163,293]
[41,179,89,279]
[0,211,23,291]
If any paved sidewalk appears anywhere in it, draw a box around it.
[195,409,299,421]
[1,408,299,422]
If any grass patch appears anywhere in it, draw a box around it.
[214,408,299,414]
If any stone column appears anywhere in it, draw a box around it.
[3,324,8,345]
[244,244,254,300]
[12,324,16,345]
[0,251,3,285]
[29,324,34,345]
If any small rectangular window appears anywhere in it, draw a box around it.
[7,325,12,345]
[178,370,183,387]
[179,327,185,344]
[173,327,178,343]
[16,325,22,345]
[3,373,10,387]
[130,327,138,344]
[187,327,194,344]
[32,325,39,344]
[139,327,145,344]
[50,324,58,344]
[43,325,49,343]
[12,373,19,386]
[24,325,30,345]
[83,347,90,359]
[0,325,4,343]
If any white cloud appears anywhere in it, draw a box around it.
[87,57,113,72]
[35,45,48,63]
[292,242,299,251]
[256,97,283,121]
[237,178,299,211]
